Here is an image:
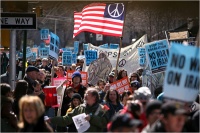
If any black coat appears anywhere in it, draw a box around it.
[19,114,53,132]
[23,76,35,94]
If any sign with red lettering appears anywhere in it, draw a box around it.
[52,77,67,87]
[67,71,88,86]
[110,77,131,94]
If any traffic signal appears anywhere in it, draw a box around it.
[31,6,43,17]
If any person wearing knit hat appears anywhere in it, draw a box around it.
[67,93,82,113]
[70,71,86,99]
[65,93,83,132]
[72,71,82,81]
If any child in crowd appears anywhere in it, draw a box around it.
[66,93,83,132]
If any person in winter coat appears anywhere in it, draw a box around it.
[47,88,109,132]
[1,83,18,132]
[66,93,83,132]
[13,80,29,119]
[149,101,189,132]
[104,89,124,121]
[23,66,39,94]
[18,95,53,132]
[70,71,87,99]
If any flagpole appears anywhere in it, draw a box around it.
[114,37,122,79]
[114,2,128,80]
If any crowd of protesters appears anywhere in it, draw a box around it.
[0,53,199,132]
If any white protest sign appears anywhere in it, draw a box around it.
[96,34,103,41]
[72,113,90,133]
[52,78,66,87]
[163,43,199,103]
[88,35,148,74]
[145,39,169,73]
[87,52,112,86]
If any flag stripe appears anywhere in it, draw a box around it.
[75,20,123,27]
[74,24,123,32]
[73,3,124,38]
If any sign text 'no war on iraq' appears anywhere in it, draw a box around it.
[163,43,199,103]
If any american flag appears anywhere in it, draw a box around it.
[73,3,125,38]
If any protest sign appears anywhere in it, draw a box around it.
[74,41,79,54]
[40,29,49,40]
[40,43,45,48]
[62,51,72,66]
[72,113,90,133]
[31,48,38,56]
[26,47,32,58]
[138,47,146,66]
[87,52,112,86]
[96,34,103,41]
[84,50,98,66]
[110,43,119,49]
[30,52,36,61]
[163,43,199,103]
[145,39,169,73]
[72,53,77,64]
[110,77,131,94]
[49,32,59,59]
[99,43,109,48]
[83,43,89,51]
[39,47,49,58]
[88,35,148,74]
[67,71,88,86]
[52,77,67,87]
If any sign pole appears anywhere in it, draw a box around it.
[114,37,122,79]
[9,30,16,90]
[22,30,27,78]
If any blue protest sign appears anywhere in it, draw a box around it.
[145,40,169,73]
[72,53,77,64]
[62,48,67,52]
[40,29,49,40]
[163,43,199,103]
[26,47,32,58]
[138,48,146,66]
[110,43,119,49]
[33,44,38,48]
[39,47,49,58]
[62,51,72,66]
[18,52,23,58]
[83,43,89,51]
[84,50,98,66]
[74,41,79,54]
[99,43,108,48]
[40,43,45,48]
[49,32,59,59]
[31,52,37,61]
